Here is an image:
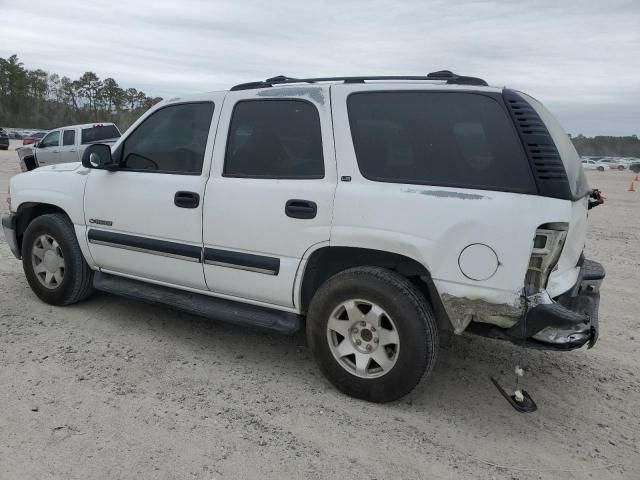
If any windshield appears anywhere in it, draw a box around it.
[518,92,591,200]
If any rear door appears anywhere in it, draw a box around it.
[202,86,336,308]
[35,129,61,166]
[58,128,80,163]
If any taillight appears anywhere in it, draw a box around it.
[525,223,568,293]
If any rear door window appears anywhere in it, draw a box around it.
[347,92,536,193]
[224,100,324,179]
[63,130,75,146]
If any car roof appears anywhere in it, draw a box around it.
[168,79,504,105]
[55,123,117,130]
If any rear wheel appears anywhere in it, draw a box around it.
[306,266,439,402]
[22,214,94,305]
[597,166,605,171]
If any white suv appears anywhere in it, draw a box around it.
[2,72,605,402]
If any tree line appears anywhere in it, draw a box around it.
[0,54,162,131]
[570,134,640,158]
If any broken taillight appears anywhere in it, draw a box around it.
[525,224,568,293]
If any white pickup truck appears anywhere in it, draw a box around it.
[16,123,120,171]
[2,72,606,402]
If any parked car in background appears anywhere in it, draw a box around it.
[0,129,9,150]
[16,123,121,171]
[597,157,626,170]
[581,159,606,171]
[630,160,640,173]
[22,131,47,145]
[7,130,23,140]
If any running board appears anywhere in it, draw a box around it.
[93,272,303,334]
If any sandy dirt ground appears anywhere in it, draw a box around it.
[0,139,638,479]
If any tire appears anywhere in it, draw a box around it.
[306,266,439,402]
[22,213,94,305]
[618,165,625,170]
[597,166,605,171]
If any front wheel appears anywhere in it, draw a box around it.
[22,213,94,305]
[306,266,439,402]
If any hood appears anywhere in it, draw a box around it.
[30,162,84,173]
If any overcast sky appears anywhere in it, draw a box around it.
[1,0,638,136]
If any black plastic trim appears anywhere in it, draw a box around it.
[93,272,302,334]
[502,89,572,200]
[87,229,202,261]
[203,248,280,275]
[1,213,17,230]
[230,71,488,90]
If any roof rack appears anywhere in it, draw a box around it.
[230,70,488,91]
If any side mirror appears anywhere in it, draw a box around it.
[33,142,39,148]
[82,143,118,171]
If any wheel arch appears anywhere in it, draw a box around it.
[14,203,71,255]
[298,246,452,331]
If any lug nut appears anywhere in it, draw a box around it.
[356,339,362,346]
[374,338,379,344]
[360,321,366,327]
[371,326,376,332]
[353,328,359,334]
[366,344,372,351]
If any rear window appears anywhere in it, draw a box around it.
[81,124,120,144]
[347,92,536,193]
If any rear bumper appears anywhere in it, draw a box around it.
[1,214,21,259]
[468,258,604,351]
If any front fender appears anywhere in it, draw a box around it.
[10,164,88,225]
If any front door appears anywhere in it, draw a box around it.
[84,98,222,289]
[202,87,337,308]
[35,129,61,166]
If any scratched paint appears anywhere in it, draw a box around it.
[404,188,489,200]
[257,87,325,105]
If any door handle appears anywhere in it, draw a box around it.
[174,191,200,208]
[285,199,317,219]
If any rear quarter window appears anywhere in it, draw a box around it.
[347,92,536,193]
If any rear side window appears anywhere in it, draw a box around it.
[81,124,121,144]
[347,92,536,193]
[63,130,75,146]
[224,100,324,178]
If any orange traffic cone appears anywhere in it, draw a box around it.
[635,175,639,181]
[630,182,636,192]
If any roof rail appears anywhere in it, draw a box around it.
[230,70,488,91]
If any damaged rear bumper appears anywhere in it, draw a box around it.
[468,258,604,351]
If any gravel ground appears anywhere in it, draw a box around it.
[1,139,638,479]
